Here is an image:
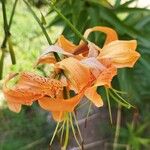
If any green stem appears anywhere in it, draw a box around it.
[8,37,16,64]
[85,102,92,128]
[60,120,66,145]
[1,0,9,41]
[23,0,61,62]
[105,88,113,124]
[49,121,60,146]
[0,50,5,80]
[110,88,127,95]
[57,120,66,133]
[0,0,17,79]
[113,104,121,150]
[62,116,69,150]
[73,112,83,142]
[1,0,9,79]
[23,0,51,45]
[8,0,18,29]
[111,89,134,108]
[108,90,130,108]
[49,2,87,43]
[69,113,81,149]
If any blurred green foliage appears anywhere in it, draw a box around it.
[0,105,52,150]
[0,0,150,149]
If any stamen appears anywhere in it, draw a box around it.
[73,43,88,55]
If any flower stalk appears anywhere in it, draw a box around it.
[0,0,17,79]
[113,104,122,150]
[49,1,88,43]
[23,0,61,62]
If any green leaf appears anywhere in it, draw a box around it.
[97,5,150,48]
[137,137,150,145]
[118,69,140,102]
[135,15,150,29]
[120,0,136,8]
[87,0,112,8]
[115,7,150,13]
[40,12,46,25]
[114,0,121,8]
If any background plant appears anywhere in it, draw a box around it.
[0,0,150,149]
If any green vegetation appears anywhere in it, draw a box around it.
[0,0,150,149]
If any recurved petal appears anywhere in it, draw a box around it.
[3,72,64,113]
[87,41,100,57]
[7,102,21,113]
[51,111,66,122]
[41,45,73,57]
[38,90,84,112]
[4,86,42,104]
[85,86,103,107]
[35,54,56,66]
[99,40,140,68]
[56,57,92,92]
[35,45,74,66]
[3,73,43,104]
[57,35,77,53]
[94,65,117,88]
[18,72,63,97]
[2,73,43,112]
[82,26,118,45]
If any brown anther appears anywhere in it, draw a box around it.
[73,42,89,55]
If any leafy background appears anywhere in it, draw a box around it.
[0,0,150,149]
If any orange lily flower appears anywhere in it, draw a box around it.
[3,26,140,122]
[37,26,140,69]
[36,26,140,109]
[3,72,63,113]
[38,57,93,121]
[3,67,91,122]
[81,26,140,68]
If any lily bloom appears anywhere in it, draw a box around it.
[80,26,140,68]
[38,57,93,121]
[36,26,140,110]
[3,26,140,122]
[3,64,92,122]
[3,72,63,113]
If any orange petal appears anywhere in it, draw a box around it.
[2,72,63,113]
[82,26,118,45]
[7,102,21,113]
[56,57,92,92]
[18,72,63,97]
[87,41,100,57]
[3,73,43,106]
[35,54,56,66]
[35,45,74,66]
[94,65,117,88]
[99,40,140,68]
[42,45,73,57]
[73,42,100,58]
[81,57,106,78]
[85,86,103,107]
[57,35,77,53]
[4,86,42,104]
[38,90,84,112]
[51,111,66,122]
